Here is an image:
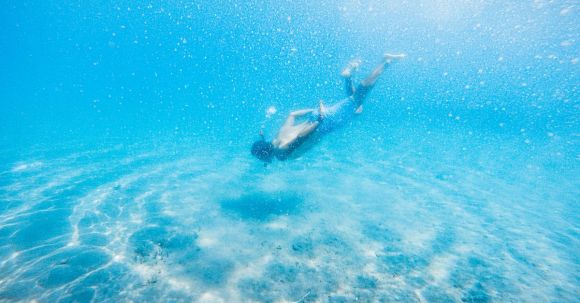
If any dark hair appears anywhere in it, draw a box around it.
[251,140,275,162]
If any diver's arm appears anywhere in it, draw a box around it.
[282,109,316,128]
[289,109,315,117]
[282,109,313,128]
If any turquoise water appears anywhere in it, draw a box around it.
[1,1,578,302]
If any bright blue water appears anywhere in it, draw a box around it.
[0,1,578,302]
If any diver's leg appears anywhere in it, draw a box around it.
[341,59,361,97]
[360,53,406,87]
[353,63,383,110]
[354,53,406,109]
[344,76,355,97]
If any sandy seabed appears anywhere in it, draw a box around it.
[0,133,577,303]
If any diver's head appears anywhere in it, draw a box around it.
[251,140,275,163]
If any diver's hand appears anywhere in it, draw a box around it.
[318,100,326,121]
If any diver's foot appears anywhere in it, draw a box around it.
[384,53,407,63]
[341,59,362,78]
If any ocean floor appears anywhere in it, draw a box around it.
[0,131,577,302]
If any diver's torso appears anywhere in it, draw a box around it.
[276,97,357,161]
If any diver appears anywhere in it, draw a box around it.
[251,53,406,164]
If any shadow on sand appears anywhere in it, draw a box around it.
[219,191,304,221]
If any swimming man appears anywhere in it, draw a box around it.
[251,53,405,163]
